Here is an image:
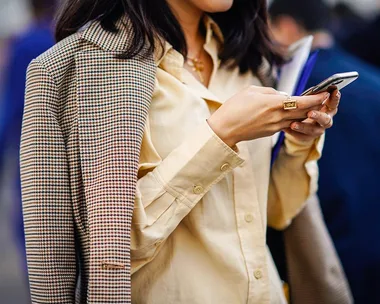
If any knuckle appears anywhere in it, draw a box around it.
[249,85,259,92]
[296,124,304,132]
[311,126,320,135]
[246,89,258,98]
[267,87,278,94]
[310,127,318,136]
[272,111,284,123]
[313,111,321,119]
[268,100,281,112]
[321,116,329,125]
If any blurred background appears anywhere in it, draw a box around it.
[0,0,379,303]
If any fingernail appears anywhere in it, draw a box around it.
[325,93,330,99]
[292,123,300,130]
[310,111,317,118]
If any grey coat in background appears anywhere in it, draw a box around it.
[284,195,353,304]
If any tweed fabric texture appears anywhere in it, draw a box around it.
[21,19,156,303]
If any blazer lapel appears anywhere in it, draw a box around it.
[76,25,156,301]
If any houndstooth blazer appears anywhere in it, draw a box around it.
[21,19,156,304]
[20,18,352,304]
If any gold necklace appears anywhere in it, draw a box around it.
[186,45,205,83]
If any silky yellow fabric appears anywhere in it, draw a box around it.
[131,16,324,304]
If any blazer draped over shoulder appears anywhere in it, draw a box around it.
[21,19,156,303]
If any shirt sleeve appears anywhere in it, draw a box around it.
[267,133,325,230]
[131,121,244,272]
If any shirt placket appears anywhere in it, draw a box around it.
[233,143,271,304]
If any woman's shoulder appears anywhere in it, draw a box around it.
[33,31,83,73]
[32,19,155,85]
[31,21,103,76]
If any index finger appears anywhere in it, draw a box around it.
[294,92,330,110]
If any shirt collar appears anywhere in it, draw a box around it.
[203,15,224,45]
[153,15,224,67]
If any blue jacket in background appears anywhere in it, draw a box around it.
[306,47,380,304]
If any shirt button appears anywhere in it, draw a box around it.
[193,185,204,194]
[254,270,263,280]
[245,213,254,223]
[220,163,230,172]
[155,240,163,247]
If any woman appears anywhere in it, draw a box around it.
[20,0,340,303]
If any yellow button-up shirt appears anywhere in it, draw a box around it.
[131,16,323,304]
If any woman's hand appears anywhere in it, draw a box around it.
[285,89,341,142]
[207,85,330,147]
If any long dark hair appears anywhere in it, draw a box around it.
[56,0,282,74]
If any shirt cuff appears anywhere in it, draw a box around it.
[154,121,244,208]
[285,133,325,161]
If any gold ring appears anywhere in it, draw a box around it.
[283,95,298,110]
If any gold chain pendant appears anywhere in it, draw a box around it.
[187,58,205,83]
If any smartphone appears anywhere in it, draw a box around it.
[301,71,359,96]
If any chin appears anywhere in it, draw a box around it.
[200,0,234,13]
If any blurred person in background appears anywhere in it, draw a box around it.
[20,0,345,302]
[0,0,55,271]
[341,0,380,68]
[330,2,369,43]
[270,0,380,303]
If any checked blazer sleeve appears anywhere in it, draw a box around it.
[20,59,77,303]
